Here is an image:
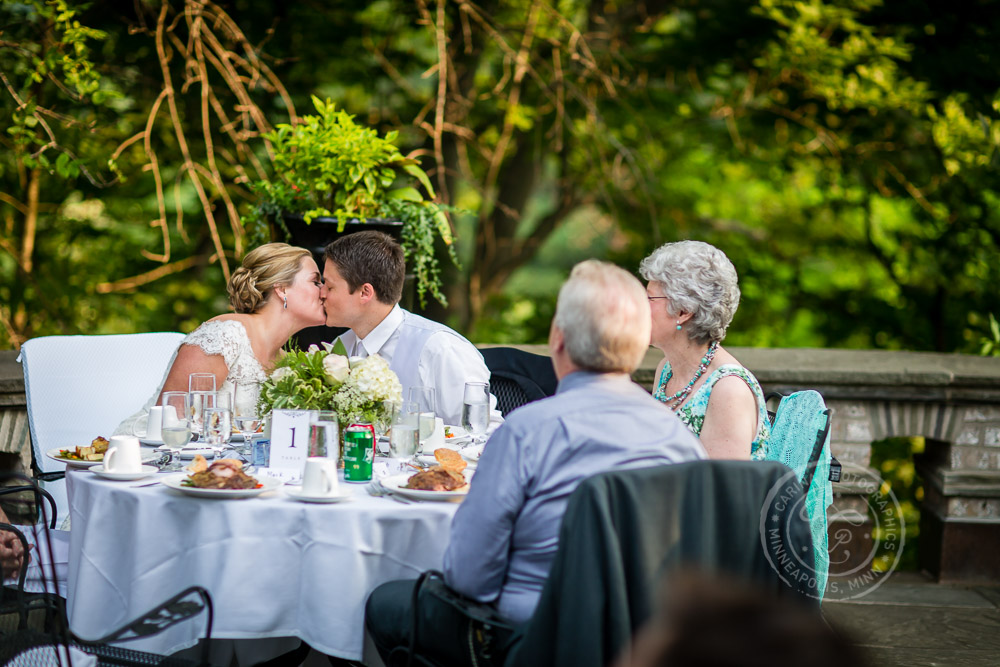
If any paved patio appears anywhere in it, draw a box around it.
[823,572,1000,666]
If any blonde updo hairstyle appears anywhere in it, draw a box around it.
[227,243,312,314]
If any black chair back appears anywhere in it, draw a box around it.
[480,347,558,416]
[503,460,817,667]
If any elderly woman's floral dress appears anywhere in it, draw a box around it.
[654,363,770,460]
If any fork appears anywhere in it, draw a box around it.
[367,479,413,504]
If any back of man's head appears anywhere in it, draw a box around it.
[554,260,651,374]
[324,231,405,305]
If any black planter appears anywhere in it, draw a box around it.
[278,214,411,349]
[280,214,405,257]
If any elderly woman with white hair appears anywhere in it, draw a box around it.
[640,240,769,460]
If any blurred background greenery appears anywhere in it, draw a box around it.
[1,0,998,353]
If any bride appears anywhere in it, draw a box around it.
[116,243,327,434]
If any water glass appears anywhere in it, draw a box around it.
[308,420,340,461]
[462,381,490,444]
[204,407,233,446]
[388,401,420,462]
[408,386,437,452]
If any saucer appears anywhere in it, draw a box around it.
[91,464,159,481]
[284,486,353,504]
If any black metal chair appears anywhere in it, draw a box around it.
[0,474,214,666]
[480,347,558,416]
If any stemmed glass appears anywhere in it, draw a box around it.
[407,386,436,453]
[388,401,420,464]
[188,373,216,440]
[462,381,490,446]
[233,382,262,462]
[159,391,192,471]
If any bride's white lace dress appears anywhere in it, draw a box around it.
[114,320,268,435]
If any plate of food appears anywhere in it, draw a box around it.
[443,425,472,445]
[380,449,472,500]
[160,457,280,498]
[47,437,109,468]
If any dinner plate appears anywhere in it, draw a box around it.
[160,473,282,499]
[380,472,471,501]
[443,425,472,445]
[139,437,165,446]
[91,464,159,481]
[284,486,353,504]
[460,443,485,463]
[46,448,103,468]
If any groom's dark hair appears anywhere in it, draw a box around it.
[324,231,405,305]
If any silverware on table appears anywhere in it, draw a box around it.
[367,479,413,504]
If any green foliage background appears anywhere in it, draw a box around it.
[1,0,998,355]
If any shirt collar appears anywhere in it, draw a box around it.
[556,370,634,394]
[358,304,404,356]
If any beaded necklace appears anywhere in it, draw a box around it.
[654,341,720,411]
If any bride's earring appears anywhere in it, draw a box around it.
[282,294,288,310]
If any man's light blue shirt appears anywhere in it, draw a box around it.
[443,370,706,624]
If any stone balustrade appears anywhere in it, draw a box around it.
[4,344,1000,582]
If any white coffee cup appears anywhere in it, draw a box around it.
[132,406,164,441]
[104,435,143,473]
[301,457,339,496]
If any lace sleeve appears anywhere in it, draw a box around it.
[182,320,244,369]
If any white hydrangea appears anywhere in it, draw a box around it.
[346,354,402,402]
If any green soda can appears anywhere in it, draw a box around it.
[343,424,374,483]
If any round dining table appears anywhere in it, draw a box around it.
[64,463,461,661]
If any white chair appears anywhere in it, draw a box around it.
[16,333,185,524]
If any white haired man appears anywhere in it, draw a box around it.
[365,260,706,666]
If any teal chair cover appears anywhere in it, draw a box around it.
[765,390,833,600]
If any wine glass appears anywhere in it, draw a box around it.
[188,373,217,439]
[160,391,192,471]
[462,382,490,446]
[388,401,420,463]
[407,386,436,453]
[233,382,262,460]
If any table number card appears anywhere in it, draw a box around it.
[266,409,313,481]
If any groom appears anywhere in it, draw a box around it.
[320,231,500,427]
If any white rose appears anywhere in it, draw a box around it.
[323,354,350,385]
[271,366,295,381]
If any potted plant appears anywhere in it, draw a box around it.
[243,96,458,307]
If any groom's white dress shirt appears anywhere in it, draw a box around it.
[336,305,502,427]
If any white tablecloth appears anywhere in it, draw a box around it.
[65,468,459,660]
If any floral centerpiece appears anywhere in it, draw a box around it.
[258,340,402,426]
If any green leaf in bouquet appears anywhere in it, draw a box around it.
[332,338,349,357]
